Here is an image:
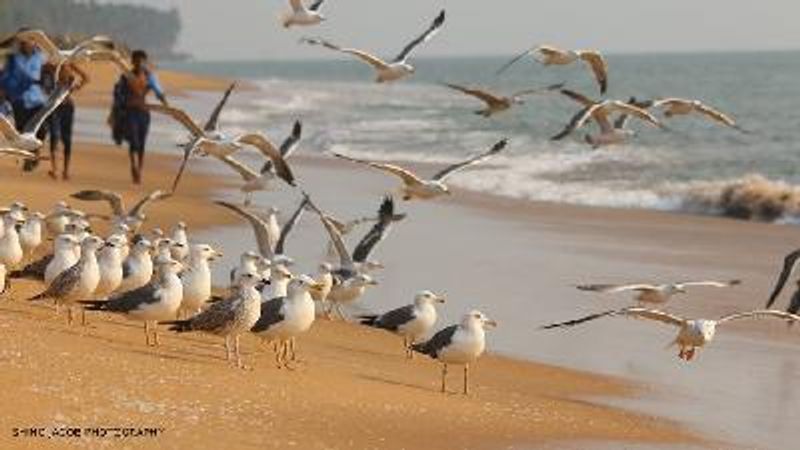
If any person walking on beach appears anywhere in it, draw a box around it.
[0,29,46,171]
[110,49,168,184]
[42,54,88,181]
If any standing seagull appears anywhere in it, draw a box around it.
[442,82,564,117]
[0,214,25,271]
[552,89,664,148]
[44,234,82,286]
[332,139,508,201]
[300,10,445,83]
[282,0,327,28]
[170,222,190,262]
[70,189,171,233]
[165,272,265,368]
[116,237,154,294]
[577,279,742,306]
[148,104,296,187]
[638,98,748,133]
[94,235,126,300]
[542,308,800,361]
[412,310,497,394]
[178,244,223,318]
[497,45,609,94]
[81,257,184,346]
[216,120,303,205]
[28,236,103,325]
[19,212,44,260]
[251,275,321,368]
[359,290,445,358]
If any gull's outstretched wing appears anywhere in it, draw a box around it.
[577,283,660,293]
[766,249,800,308]
[541,307,685,330]
[215,201,276,259]
[23,83,74,135]
[70,190,125,217]
[262,120,302,174]
[352,196,405,263]
[275,195,309,256]
[441,82,505,107]
[304,194,355,270]
[204,82,236,132]
[332,152,425,187]
[392,10,446,63]
[128,190,171,218]
[235,133,296,186]
[301,37,389,70]
[432,138,508,182]
[147,104,205,137]
[217,155,259,182]
[576,50,609,94]
[718,310,800,325]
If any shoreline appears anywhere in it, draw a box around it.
[0,143,703,449]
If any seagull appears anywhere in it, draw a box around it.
[332,138,508,201]
[310,262,333,305]
[81,257,183,346]
[552,89,664,148]
[107,222,131,260]
[115,237,154,294]
[412,310,497,394]
[359,290,445,358]
[215,201,303,263]
[637,98,748,133]
[44,234,82,286]
[164,272,266,369]
[230,251,269,287]
[28,236,103,325]
[251,275,321,368]
[497,45,609,94]
[169,222,189,262]
[542,307,800,361]
[19,211,44,260]
[172,83,237,192]
[148,103,296,188]
[0,82,75,152]
[442,82,564,117]
[304,197,379,318]
[264,263,293,301]
[3,29,126,76]
[178,244,223,318]
[300,9,445,83]
[44,201,77,237]
[0,213,25,271]
[282,0,327,28]
[94,235,126,300]
[766,248,800,310]
[577,280,742,306]
[70,189,171,233]
[216,120,303,205]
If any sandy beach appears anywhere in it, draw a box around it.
[0,144,700,450]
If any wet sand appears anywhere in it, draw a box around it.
[0,145,699,449]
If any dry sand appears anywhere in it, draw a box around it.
[0,144,700,449]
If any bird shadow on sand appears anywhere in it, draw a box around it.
[357,373,434,394]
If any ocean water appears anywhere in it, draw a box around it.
[163,53,800,221]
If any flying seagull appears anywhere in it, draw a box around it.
[497,45,609,94]
[766,248,800,309]
[412,310,497,394]
[359,290,445,358]
[578,279,742,306]
[70,189,171,233]
[148,103,295,188]
[332,138,508,200]
[541,307,800,361]
[173,83,237,192]
[0,82,75,152]
[638,98,749,133]
[216,120,303,205]
[442,82,564,117]
[300,10,445,83]
[553,89,664,148]
[282,0,327,28]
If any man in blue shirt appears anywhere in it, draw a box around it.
[0,31,47,170]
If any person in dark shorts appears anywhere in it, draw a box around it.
[42,58,88,180]
[110,50,168,184]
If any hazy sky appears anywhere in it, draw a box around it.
[100,0,800,60]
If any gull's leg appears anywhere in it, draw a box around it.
[67,306,74,325]
[144,321,150,346]
[463,364,469,396]
[334,303,346,320]
[288,338,296,362]
[441,364,448,393]
[275,340,283,368]
[224,336,232,361]
[81,308,87,326]
[153,323,160,347]
[235,335,243,369]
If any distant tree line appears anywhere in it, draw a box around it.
[0,0,185,59]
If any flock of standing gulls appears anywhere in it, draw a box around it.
[0,2,795,395]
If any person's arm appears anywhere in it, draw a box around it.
[68,62,90,91]
[146,71,168,106]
